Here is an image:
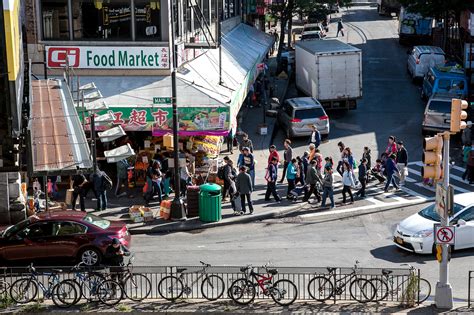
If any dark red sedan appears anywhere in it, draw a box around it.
[0,211,131,266]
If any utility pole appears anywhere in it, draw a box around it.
[434,98,469,309]
[170,0,186,220]
[434,131,453,309]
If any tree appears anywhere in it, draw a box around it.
[267,0,352,72]
[399,0,471,51]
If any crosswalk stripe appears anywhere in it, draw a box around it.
[400,186,432,201]
[415,182,435,192]
[405,177,416,183]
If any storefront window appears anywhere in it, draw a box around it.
[73,0,132,40]
[135,0,161,40]
[41,0,70,39]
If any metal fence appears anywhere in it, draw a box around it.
[0,265,426,305]
[469,270,474,309]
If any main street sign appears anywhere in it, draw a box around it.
[46,46,170,69]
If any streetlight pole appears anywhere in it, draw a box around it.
[170,1,186,220]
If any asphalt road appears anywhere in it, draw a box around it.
[130,6,473,304]
[132,203,473,302]
[273,5,426,163]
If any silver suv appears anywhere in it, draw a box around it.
[277,97,330,139]
[421,94,453,136]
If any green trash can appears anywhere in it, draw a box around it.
[199,183,222,222]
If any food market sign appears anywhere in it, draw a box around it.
[46,46,170,69]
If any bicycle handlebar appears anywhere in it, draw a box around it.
[199,261,211,267]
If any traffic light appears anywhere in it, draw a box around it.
[421,135,443,180]
[450,98,468,133]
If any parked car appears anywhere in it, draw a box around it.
[302,23,325,38]
[300,31,322,41]
[421,94,453,136]
[277,97,330,139]
[0,211,131,266]
[407,45,445,82]
[421,65,468,100]
[393,192,474,254]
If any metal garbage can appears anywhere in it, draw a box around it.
[199,183,222,222]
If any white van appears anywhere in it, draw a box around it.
[407,46,445,81]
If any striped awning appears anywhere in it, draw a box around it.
[28,79,92,175]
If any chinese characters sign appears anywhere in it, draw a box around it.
[89,107,230,136]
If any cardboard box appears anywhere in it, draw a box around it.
[131,216,144,223]
[163,134,173,147]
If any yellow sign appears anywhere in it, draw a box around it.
[3,0,21,82]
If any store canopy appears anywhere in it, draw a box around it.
[79,23,272,136]
[28,79,92,176]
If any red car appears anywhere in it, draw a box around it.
[0,211,131,266]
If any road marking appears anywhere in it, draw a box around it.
[299,198,428,219]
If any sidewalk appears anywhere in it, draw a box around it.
[83,55,295,235]
[2,298,471,314]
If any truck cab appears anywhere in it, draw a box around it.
[421,65,468,100]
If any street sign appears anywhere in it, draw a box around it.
[153,97,172,104]
[435,184,454,219]
[435,183,447,219]
[434,224,455,245]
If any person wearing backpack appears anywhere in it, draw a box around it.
[93,166,108,211]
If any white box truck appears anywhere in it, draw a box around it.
[295,39,362,110]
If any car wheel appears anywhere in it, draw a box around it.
[79,248,101,266]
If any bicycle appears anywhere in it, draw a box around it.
[368,264,431,303]
[115,254,152,301]
[228,264,298,306]
[158,261,225,301]
[9,264,78,308]
[63,262,107,304]
[307,261,376,303]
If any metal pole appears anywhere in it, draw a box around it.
[435,131,453,309]
[218,5,222,85]
[43,175,49,212]
[170,0,186,220]
[91,112,97,173]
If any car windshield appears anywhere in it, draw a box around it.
[2,218,31,238]
[428,101,450,113]
[295,108,326,120]
[304,26,321,32]
[301,33,320,40]
[83,214,111,229]
[418,203,465,221]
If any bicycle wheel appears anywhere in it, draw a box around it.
[228,278,255,305]
[60,279,82,305]
[52,281,78,308]
[417,278,431,303]
[9,278,38,304]
[307,276,333,301]
[369,278,388,302]
[201,275,225,301]
[158,276,184,301]
[270,279,298,306]
[123,274,151,301]
[81,273,106,301]
[97,279,123,306]
[349,278,376,303]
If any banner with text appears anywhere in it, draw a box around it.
[46,46,170,69]
[86,106,230,136]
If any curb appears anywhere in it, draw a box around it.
[128,202,303,235]
[295,198,432,223]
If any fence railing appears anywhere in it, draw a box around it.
[469,270,474,308]
[0,265,428,306]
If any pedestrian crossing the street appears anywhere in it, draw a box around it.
[327,161,473,213]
